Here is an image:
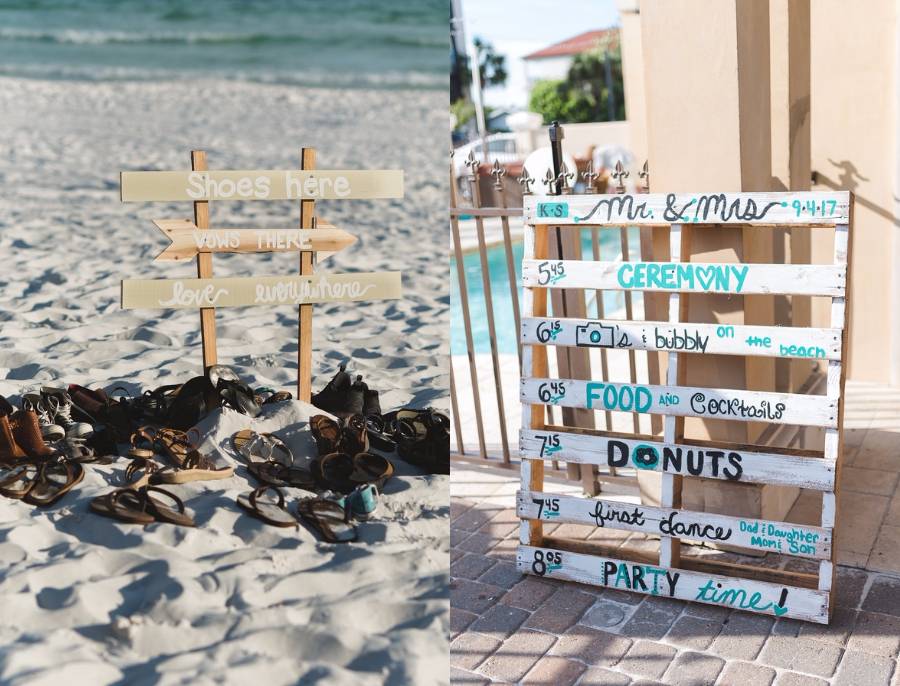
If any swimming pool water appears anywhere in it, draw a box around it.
[450,229,641,355]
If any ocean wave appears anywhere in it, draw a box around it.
[0,27,446,49]
[0,61,447,89]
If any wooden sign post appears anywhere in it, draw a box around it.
[120,151,403,400]
[518,190,852,624]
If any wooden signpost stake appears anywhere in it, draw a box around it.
[120,153,403,396]
[517,189,852,624]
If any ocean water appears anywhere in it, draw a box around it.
[0,0,447,88]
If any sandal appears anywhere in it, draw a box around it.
[128,427,157,459]
[209,365,260,417]
[23,459,84,507]
[163,376,219,430]
[122,457,161,489]
[90,489,155,524]
[341,414,369,456]
[310,415,342,456]
[90,486,194,526]
[236,486,297,527]
[248,461,316,489]
[230,430,292,466]
[0,462,38,499]
[312,452,356,493]
[154,428,234,484]
[351,452,394,489]
[297,498,357,543]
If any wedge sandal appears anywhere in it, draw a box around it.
[297,498,357,543]
[236,486,297,527]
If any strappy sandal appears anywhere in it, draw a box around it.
[297,498,357,543]
[248,461,316,490]
[23,459,84,507]
[236,486,298,527]
[230,430,292,466]
[122,457,161,489]
[163,376,220,430]
[310,415,342,456]
[351,452,394,489]
[154,428,234,484]
[128,427,157,459]
[312,452,356,493]
[0,462,38,499]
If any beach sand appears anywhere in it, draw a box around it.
[0,76,448,685]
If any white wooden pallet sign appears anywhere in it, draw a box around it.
[517,189,852,624]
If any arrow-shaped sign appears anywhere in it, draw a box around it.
[153,219,356,262]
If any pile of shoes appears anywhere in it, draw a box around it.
[0,395,86,507]
[313,361,450,474]
[229,418,392,542]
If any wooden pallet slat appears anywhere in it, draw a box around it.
[517,491,831,560]
[517,544,830,623]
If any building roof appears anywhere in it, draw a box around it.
[524,29,620,60]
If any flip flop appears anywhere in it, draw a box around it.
[209,366,260,418]
[90,489,155,524]
[310,415,342,456]
[0,462,38,499]
[297,498,357,543]
[230,430,292,466]
[236,486,298,528]
[23,460,84,507]
[351,452,394,489]
[139,485,196,526]
[128,427,157,459]
[312,452,356,493]
[248,461,316,489]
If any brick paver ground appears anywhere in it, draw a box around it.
[451,489,900,685]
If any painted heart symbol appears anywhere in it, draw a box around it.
[695,266,718,291]
[773,604,788,617]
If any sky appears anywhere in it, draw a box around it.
[459,0,620,110]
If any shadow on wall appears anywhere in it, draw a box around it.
[815,158,900,228]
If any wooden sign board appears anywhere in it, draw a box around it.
[517,491,831,559]
[524,191,850,226]
[517,545,829,623]
[521,260,845,296]
[518,189,852,624]
[153,219,355,262]
[121,169,403,202]
[521,316,841,360]
[119,151,405,403]
[122,272,401,309]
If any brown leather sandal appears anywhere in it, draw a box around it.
[350,452,394,489]
[0,462,38,499]
[341,414,369,456]
[312,452,356,493]
[128,427,157,459]
[90,489,155,524]
[122,458,160,489]
[23,459,84,507]
[310,415,342,456]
